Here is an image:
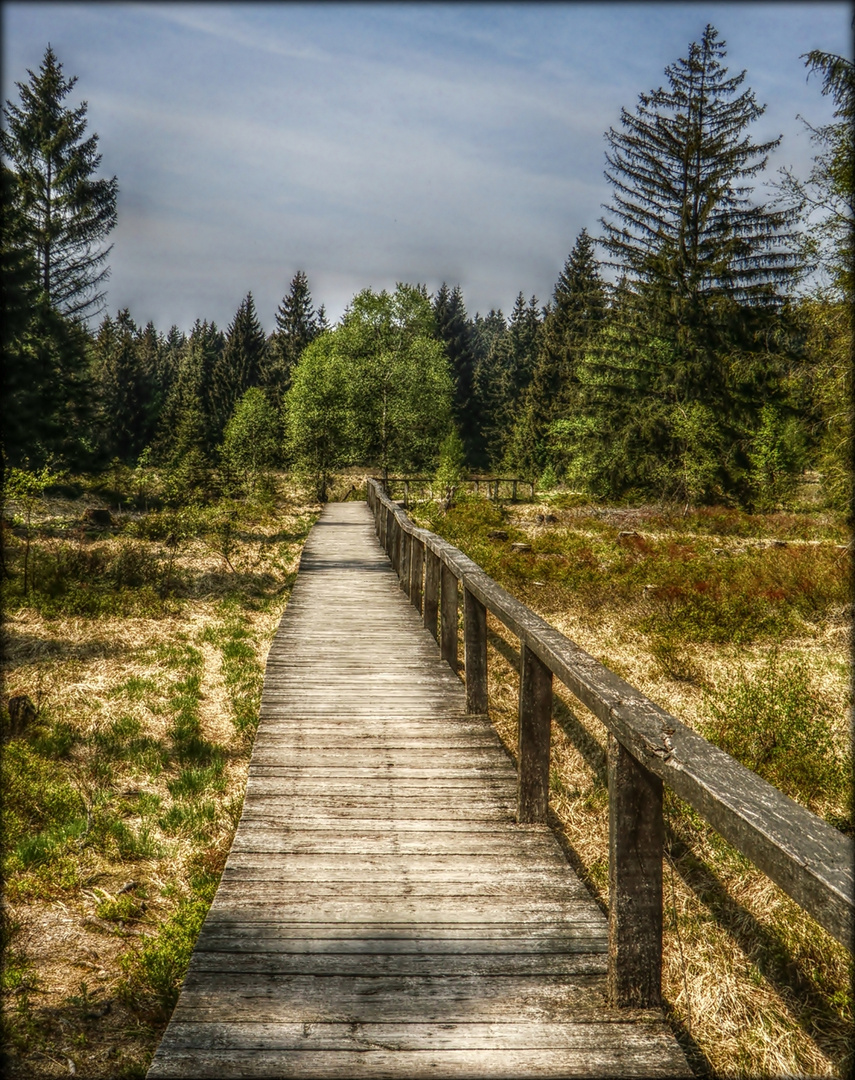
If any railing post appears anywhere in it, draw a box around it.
[440,563,458,671]
[393,515,401,574]
[383,504,392,555]
[410,536,425,613]
[400,528,411,594]
[517,641,552,823]
[463,587,488,714]
[607,733,664,1008]
[512,479,518,503]
[424,549,440,641]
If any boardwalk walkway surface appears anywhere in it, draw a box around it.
[147,503,688,1079]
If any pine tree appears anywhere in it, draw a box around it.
[267,271,321,405]
[156,320,223,465]
[2,45,118,320]
[497,294,543,476]
[93,309,149,463]
[433,284,478,459]
[211,292,267,439]
[470,309,508,469]
[601,25,797,318]
[520,231,607,477]
[582,25,802,501]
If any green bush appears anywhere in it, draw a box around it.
[702,650,851,816]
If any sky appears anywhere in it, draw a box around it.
[2,1,852,333]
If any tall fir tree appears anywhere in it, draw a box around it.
[93,309,149,463]
[470,309,508,469]
[2,45,118,320]
[267,271,322,407]
[582,25,802,501]
[433,284,479,461]
[210,292,267,439]
[518,231,607,477]
[497,294,543,476]
[156,320,224,465]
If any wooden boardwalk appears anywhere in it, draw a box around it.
[146,502,688,1079]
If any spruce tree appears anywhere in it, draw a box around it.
[267,271,321,405]
[2,45,118,320]
[93,309,150,463]
[519,231,606,477]
[498,294,543,476]
[156,320,223,464]
[584,25,802,501]
[211,293,267,438]
[601,25,797,315]
[433,284,479,459]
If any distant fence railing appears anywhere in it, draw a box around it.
[366,477,854,1008]
[381,476,535,505]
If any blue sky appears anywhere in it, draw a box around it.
[2,2,851,332]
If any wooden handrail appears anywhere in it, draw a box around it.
[366,478,854,1008]
[377,475,536,503]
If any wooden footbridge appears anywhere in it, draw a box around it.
[147,487,853,1079]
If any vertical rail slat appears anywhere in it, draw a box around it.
[463,587,488,714]
[517,642,552,823]
[410,537,425,613]
[607,734,664,1008]
[424,549,440,641]
[440,563,459,671]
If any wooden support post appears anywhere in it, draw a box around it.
[607,733,664,1008]
[517,642,552,823]
[383,505,392,555]
[512,479,518,503]
[475,479,480,496]
[393,516,401,574]
[440,563,458,671]
[463,587,488,714]
[400,529,411,594]
[424,549,440,641]
[410,537,425,613]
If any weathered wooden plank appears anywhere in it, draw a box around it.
[186,951,607,976]
[170,972,609,1022]
[148,1045,687,1080]
[193,926,609,952]
[149,1019,676,1051]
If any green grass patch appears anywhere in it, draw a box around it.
[702,650,851,821]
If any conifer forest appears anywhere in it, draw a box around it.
[1,25,852,1080]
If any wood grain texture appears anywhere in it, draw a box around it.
[147,503,687,1079]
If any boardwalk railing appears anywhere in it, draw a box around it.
[367,478,854,1009]
[382,476,536,505]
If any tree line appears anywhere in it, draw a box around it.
[2,29,851,510]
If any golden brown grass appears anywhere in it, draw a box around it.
[1,476,319,1078]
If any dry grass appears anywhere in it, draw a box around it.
[413,493,853,1079]
[1,474,319,1078]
